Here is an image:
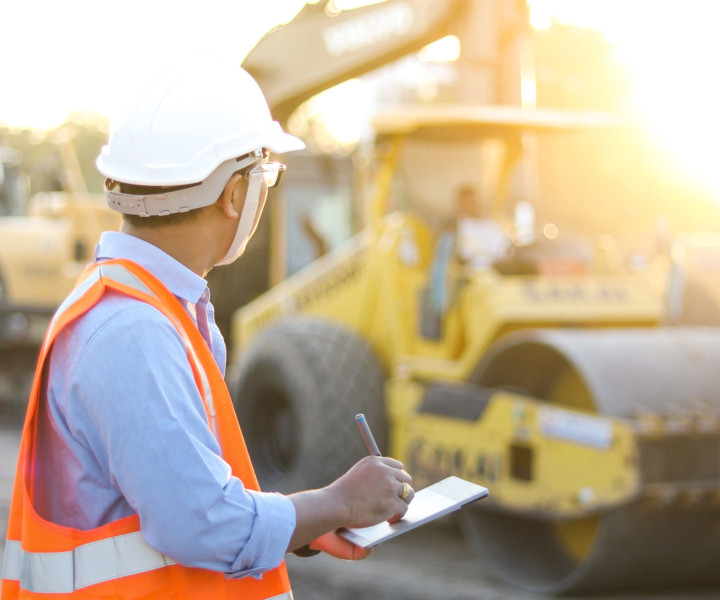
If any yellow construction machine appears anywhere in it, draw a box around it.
[228,0,720,594]
[0,141,119,405]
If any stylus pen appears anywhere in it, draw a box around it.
[355,413,381,456]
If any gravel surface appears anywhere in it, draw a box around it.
[286,518,720,600]
[1,419,718,599]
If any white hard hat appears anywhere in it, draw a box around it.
[96,62,304,212]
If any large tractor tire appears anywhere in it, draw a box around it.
[460,327,720,594]
[232,316,386,494]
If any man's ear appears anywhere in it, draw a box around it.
[218,173,246,219]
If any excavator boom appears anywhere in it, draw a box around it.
[243,0,467,123]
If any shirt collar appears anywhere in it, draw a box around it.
[93,231,208,305]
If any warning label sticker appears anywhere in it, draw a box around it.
[538,406,614,449]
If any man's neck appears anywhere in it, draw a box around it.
[120,222,217,277]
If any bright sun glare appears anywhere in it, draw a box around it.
[1,0,719,198]
[302,0,720,197]
[528,0,720,198]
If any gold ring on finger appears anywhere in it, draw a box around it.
[400,481,413,500]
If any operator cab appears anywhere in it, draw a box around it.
[372,104,618,276]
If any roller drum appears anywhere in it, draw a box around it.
[461,327,720,594]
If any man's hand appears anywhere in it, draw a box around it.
[328,455,414,528]
[287,455,414,554]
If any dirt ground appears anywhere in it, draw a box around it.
[1,421,718,600]
[285,518,720,600]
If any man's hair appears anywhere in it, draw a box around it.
[121,212,201,228]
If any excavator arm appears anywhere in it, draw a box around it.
[242,0,468,124]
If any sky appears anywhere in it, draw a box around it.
[0,0,712,128]
[2,0,720,194]
[534,0,720,197]
[0,0,309,129]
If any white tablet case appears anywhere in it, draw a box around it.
[338,476,490,549]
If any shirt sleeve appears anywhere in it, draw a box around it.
[58,298,296,577]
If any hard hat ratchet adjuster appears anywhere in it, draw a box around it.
[103,150,279,217]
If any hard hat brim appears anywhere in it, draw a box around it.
[266,128,306,155]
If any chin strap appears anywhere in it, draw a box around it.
[215,169,263,266]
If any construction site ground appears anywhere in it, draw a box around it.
[0,416,718,599]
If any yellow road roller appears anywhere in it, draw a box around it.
[228,107,720,594]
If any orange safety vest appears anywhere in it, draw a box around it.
[1,259,293,600]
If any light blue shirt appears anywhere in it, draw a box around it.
[35,231,296,578]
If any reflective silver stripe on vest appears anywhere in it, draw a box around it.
[3,533,176,593]
[48,267,104,333]
[96,263,153,297]
[4,540,294,598]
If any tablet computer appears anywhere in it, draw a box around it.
[337,476,489,549]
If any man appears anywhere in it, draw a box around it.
[454,184,511,269]
[2,63,413,599]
